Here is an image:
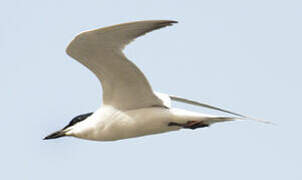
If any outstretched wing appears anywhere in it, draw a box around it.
[66,20,177,110]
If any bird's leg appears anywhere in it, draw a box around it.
[168,121,209,130]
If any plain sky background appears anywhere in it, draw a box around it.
[1,0,301,179]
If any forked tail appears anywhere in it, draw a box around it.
[169,95,273,125]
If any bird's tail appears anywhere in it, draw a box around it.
[169,95,273,125]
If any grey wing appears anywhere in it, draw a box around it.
[66,20,177,110]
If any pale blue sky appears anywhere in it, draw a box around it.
[1,0,301,179]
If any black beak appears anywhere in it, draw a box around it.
[43,130,66,140]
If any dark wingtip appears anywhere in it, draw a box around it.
[161,20,178,26]
[43,130,66,140]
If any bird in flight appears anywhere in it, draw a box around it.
[44,20,269,141]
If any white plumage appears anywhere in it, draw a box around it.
[44,20,268,141]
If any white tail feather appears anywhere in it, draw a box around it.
[169,95,273,125]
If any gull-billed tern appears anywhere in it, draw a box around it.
[44,20,269,141]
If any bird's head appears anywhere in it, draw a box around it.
[43,112,93,140]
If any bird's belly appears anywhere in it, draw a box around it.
[96,107,181,141]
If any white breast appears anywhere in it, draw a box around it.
[68,106,181,141]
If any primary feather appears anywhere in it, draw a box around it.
[66,20,177,110]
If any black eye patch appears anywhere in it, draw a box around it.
[63,112,93,130]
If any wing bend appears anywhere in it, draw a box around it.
[66,20,177,110]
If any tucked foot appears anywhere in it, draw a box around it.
[168,121,209,130]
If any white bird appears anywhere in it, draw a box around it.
[44,20,268,141]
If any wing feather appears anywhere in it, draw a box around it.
[66,20,177,110]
